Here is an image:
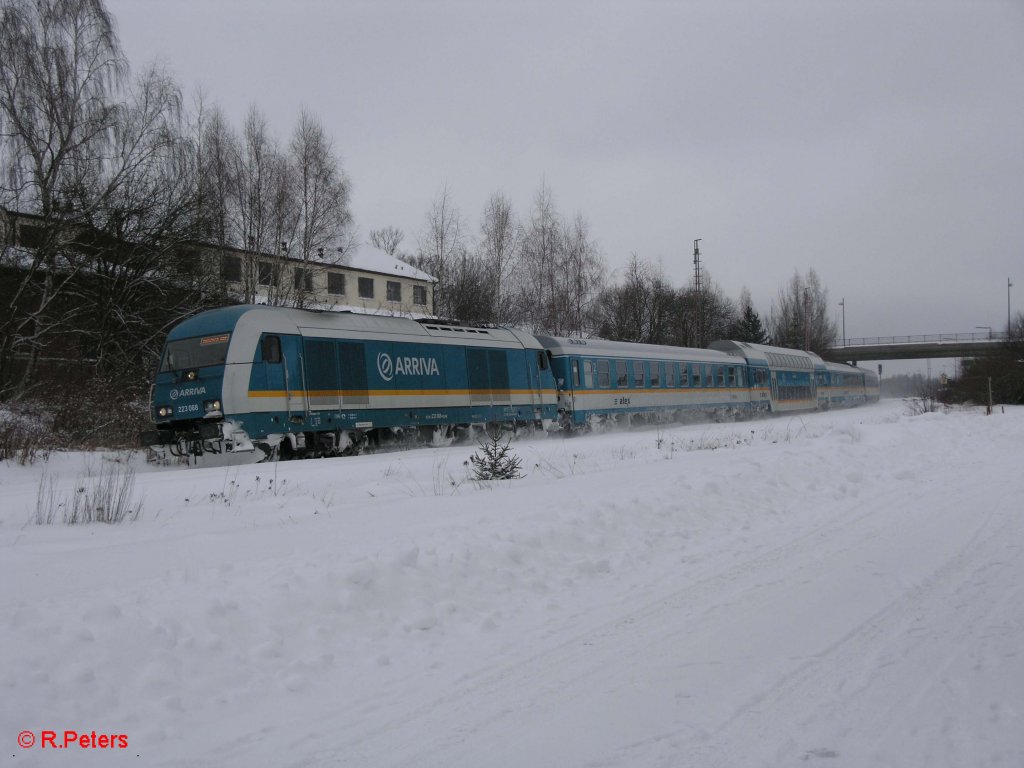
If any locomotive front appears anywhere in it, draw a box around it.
[140,308,254,458]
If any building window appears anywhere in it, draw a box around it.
[386,281,401,302]
[358,277,374,299]
[327,272,345,295]
[258,262,277,286]
[294,267,313,292]
[413,285,427,306]
[221,255,242,283]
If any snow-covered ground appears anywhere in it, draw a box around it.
[2,400,1022,767]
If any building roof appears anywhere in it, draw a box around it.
[346,243,435,282]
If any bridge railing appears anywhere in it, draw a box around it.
[834,331,1008,347]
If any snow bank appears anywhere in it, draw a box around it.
[2,400,1022,766]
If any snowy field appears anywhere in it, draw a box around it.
[2,399,1022,767]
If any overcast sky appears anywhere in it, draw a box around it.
[107,0,1023,345]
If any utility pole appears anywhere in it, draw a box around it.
[803,287,810,351]
[693,239,703,347]
[839,298,846,346]
[1009,277,1014,334]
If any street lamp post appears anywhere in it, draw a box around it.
[1009,277,1014,334]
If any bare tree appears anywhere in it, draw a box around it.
[369,225,404,256]
[417,184,464,318]
[289,107,354,308]
[593,254,676,344]
[519,182,563,333]
[192,96,241,297]
[478,192,521,324]
[0,0,127,396]
[769,268,838,353]
[229,105,298,306]
[560,212,604,336]
[77,63,210,379]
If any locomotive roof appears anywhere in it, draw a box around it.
[166,305,542,350]
[535,335,736,364]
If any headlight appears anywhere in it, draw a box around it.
[157,405,173,418]
[184,370,198,381]
[204,400,222,413]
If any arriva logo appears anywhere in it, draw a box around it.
[169,385,207,401]
[376,352,440,382]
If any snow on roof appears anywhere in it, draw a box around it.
[346,243,435,282]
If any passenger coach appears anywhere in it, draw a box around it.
[538,336,761,429]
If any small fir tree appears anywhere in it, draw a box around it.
[469,430,524,480]
[734,303,770,344]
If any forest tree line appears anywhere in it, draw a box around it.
[0,0,851,425]
[3,0,1021,451]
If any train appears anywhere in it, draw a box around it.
[140,304,880,460]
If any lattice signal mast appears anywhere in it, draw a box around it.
[693,238,703,346]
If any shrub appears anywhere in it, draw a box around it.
[469,429,524,481]
[33,461,143,525]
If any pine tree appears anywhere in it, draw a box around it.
[469,430,524,480]
[734,303,769,343]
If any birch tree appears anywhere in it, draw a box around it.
[0,0,127,395]
[769,268,838,353]
[289,108,354,308]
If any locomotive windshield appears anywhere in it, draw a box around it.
[160,333,231,372]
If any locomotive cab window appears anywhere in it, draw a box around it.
[538,350,550,370]
[261,335,282,363]
[160,333,231,372]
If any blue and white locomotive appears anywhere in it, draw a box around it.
[142,305,559,459]
[141,305,879,460]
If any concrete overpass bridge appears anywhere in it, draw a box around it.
[821,331,1009,364]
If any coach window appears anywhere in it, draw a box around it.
[570,359,581,388]
[615,360,628,387]
[583,360,595,388]
[727,366,736,387]
[633,362,644,388]
[650,362,660,387]
[261,335,281,363]
[666,362,675,388]
[597,359,611,387]
[692,364,701,388]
